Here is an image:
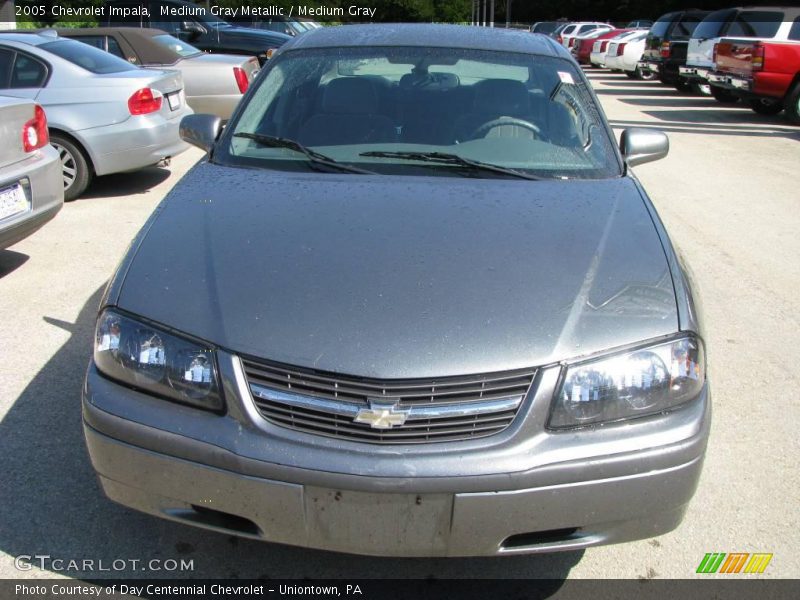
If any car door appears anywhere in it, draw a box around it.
[0,47,49,101]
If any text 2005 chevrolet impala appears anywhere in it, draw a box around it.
[83,24,710,557]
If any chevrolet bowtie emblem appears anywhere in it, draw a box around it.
[354,399,411,429]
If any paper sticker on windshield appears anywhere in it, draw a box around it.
[558,71,575,85]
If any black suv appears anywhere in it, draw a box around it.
[103,0,291,64]
[639,10,709,92]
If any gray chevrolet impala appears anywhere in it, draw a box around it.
[83,24,710,557]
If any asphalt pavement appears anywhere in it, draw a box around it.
[0,69,798,580]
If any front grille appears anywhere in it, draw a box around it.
[241,357,536,444]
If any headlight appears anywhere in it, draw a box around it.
[549,336,704,429]
[94,309,223,412]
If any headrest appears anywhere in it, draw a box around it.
[472,79,530,115]
[323,77,378,114]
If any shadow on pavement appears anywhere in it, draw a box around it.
[80,167,172,200]
[0,250,29,278]
[620,97,732,109]
[0,288,584,583]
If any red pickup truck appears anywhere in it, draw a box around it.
[708,39,800,123]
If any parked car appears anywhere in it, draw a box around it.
[550,22,571,41]
[571,27,620,65]
[0,96,62,249]
[55,28,259,120]
[0,32,191,200]
[103,0,291,65]
[83,24,709,557]
[626,20,653,29]
[606,31,654,80]
[590,29,637,69]
[694,6,800,105]
[248,16,319,36]
[639,10,710,92]
[529,21,562,35]
[709,37,800,121]
[560,22,615,49]
[679,8,740,103]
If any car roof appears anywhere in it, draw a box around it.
[0,31,62,46]
[287,24,565,58]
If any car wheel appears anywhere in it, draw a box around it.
[784,82,800,125]
[710,86,739,104]
[50,133,91,201]
[625,71,638,79]
[748,97,783,116]
[674,79,693,93]
[692,83,712,96]
[636,66,658,81]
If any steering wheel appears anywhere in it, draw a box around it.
[469,117,542,140]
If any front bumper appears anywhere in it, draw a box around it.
[83,353,711,557]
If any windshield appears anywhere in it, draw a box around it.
[151,34,201,58]
[218,46,620,180]
[40,39,137,73]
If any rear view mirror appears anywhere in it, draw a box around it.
[180,114,221,152]
[619,128,669,167]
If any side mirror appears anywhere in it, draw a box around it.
[181,21,205,37]
[619,128,669,167]
[180,114,221,152]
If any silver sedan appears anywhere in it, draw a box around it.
[0,32,192,200]
[55,28,260,121]
[0,96,62,249]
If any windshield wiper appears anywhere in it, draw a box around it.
[359,151,543,181]
[233,132,378,175]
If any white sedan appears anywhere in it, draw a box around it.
[604,31,656,80]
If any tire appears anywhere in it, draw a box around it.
[784,82,800,125]
[674,79,693,93]
[749,97,783,116]
[625,70,638,79]
[50,133,91,201]
[691,82,712,96]
[710,86,739,104]
[636,66,658,81]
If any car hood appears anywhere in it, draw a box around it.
[116,162,678,378]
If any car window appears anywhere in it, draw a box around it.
[562,25,576,35]
[39,39,137,74]
[219,46,621,180]
[75,35,106,51]
[10,53,48,88]
[649,17,672,38]
[790,17,800,41]
[0,48,14,88]
[673,16,703,39]
[725,11,783,38]
[150,20,183,35]
[151,34,202,57]
[106,36,126,59]
[693,10,734,39]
